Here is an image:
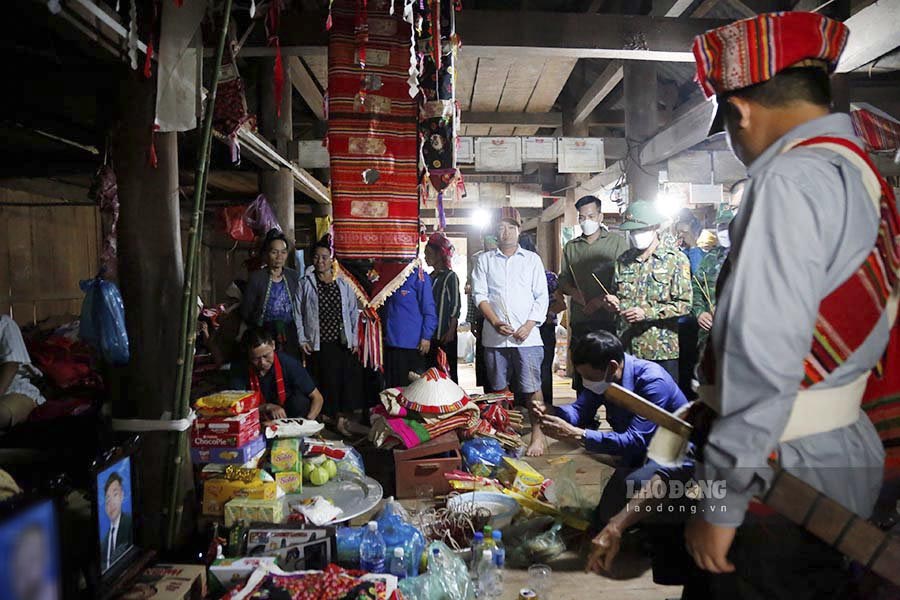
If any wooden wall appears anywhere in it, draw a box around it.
[0,188,101,325]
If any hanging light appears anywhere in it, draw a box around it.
[472,208,491,230]
[655,189,684,219]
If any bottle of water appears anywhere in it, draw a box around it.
[470,531,485,576]
[389,547,408,579]
[491,530,505,570]
[359,521,386,573]
[477,550,502,600]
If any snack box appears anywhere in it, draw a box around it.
[498,457,545,495]
[118,563,207,600]
[202,473,280,516]
[190,426,259,449]
[224,497,284,527]
[194,390,261,417]
[190,434,265,465]
[275,471,302,494]
[193,408,260,437]
[209,557,278,592]
[270,438,301,473]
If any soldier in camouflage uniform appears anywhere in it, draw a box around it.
[603,200,692,382]
[692,205,735,352]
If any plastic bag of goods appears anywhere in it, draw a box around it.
[79,276,130,365]
[377,498,427,577]
[460,438,506,478]
[398,541,475,600]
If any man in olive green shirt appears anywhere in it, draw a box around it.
[558,195,629,391]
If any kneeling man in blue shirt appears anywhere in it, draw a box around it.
[536,330,689,525]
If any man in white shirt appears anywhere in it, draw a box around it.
[0,315,46,432]
[472,207,550,456]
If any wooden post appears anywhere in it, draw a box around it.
[624,62,660,203]
[562,101,590,228]
[259,58,295,250]
[113,68,185,550]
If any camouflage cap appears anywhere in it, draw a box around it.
[620,200,665,231]
[715,205,736,225]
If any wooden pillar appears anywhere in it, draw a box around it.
[113,68,185,549]
[624,62,660,203]
[259,58,295,248]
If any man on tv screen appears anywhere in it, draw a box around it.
[101,473,132,571]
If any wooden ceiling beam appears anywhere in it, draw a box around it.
[232,11,729,62]
[837,0,900,73]
[287,57,325,121]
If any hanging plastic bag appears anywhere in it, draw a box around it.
[79,277,130,366]
[220,204,255,242]
[244,194,282,236]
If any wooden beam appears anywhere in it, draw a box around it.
[693,0,755,17]
[454,12,728,61]
[235,128,330,204]
[287,57,325,121]
[574,161,626,197]
[837,1,900,73]
[541,199,568,222]
[573,62,624,124]
[639,99,715,166]
[0,178,90,203]
[462,111,563,127]
[239,12,728,61]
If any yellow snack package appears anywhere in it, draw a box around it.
[275,471,302,494]
[270,438,301,473]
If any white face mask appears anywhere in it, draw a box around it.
[629,230,656,250]
[583,379,610,396]
[716,229,731,248]
[580,218,601,236]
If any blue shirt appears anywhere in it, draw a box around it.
[556,354,688,470]
[264,280,294,323]
[682,247,705,275]
[383,269,438,350]
[229,351,317,418]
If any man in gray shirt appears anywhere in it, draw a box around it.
[685,13,890,598]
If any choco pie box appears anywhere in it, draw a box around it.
[190,434,266,465]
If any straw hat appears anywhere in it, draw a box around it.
[398,368,470,414]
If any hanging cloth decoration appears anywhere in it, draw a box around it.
[213,27,256,164]
[265,0,286,117]
[127,0,140,70]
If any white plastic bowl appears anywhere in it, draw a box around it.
[446,491,521,531]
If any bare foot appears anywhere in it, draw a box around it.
[526,430,546,457]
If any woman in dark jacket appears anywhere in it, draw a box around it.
[240,229,301,356]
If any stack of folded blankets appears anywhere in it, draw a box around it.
[368,368,481,449]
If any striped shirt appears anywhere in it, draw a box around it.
[431,269,461,340]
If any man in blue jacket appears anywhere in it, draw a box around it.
[537,330,688,524]
[382,267,438,388]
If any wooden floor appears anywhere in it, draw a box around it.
[455,363,682,600]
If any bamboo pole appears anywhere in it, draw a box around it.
[164,0,234,549]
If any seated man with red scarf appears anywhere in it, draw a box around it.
[230,329,324,423]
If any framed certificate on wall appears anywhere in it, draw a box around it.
[475,137,522,172]
[558,138,605,173]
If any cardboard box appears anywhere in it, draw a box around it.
[209,557,278,591]
[393,432,461,499]
[190,426,258,449]
[193,408,260,436]
[224,497,284,527]
[194,390,261,417]
[246,527,335,571]
[117,564,206,600]
[270,438,301,473]
[190,434,265,465]
[202,477,279,516]
[498,457,545,497]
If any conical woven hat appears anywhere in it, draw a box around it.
[399,368,469,414]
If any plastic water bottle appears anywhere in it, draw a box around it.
[359,521,386,573]
[470,531,485,575]
[389,547,408,579]
[491,530,505,570]
[477,550,502,600]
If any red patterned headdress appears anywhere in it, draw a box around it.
[498,206,522,228]
[692,12,848,99]
[427,232,454,269]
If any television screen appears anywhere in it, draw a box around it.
[0,499,61,600]
[96,456,135,574]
